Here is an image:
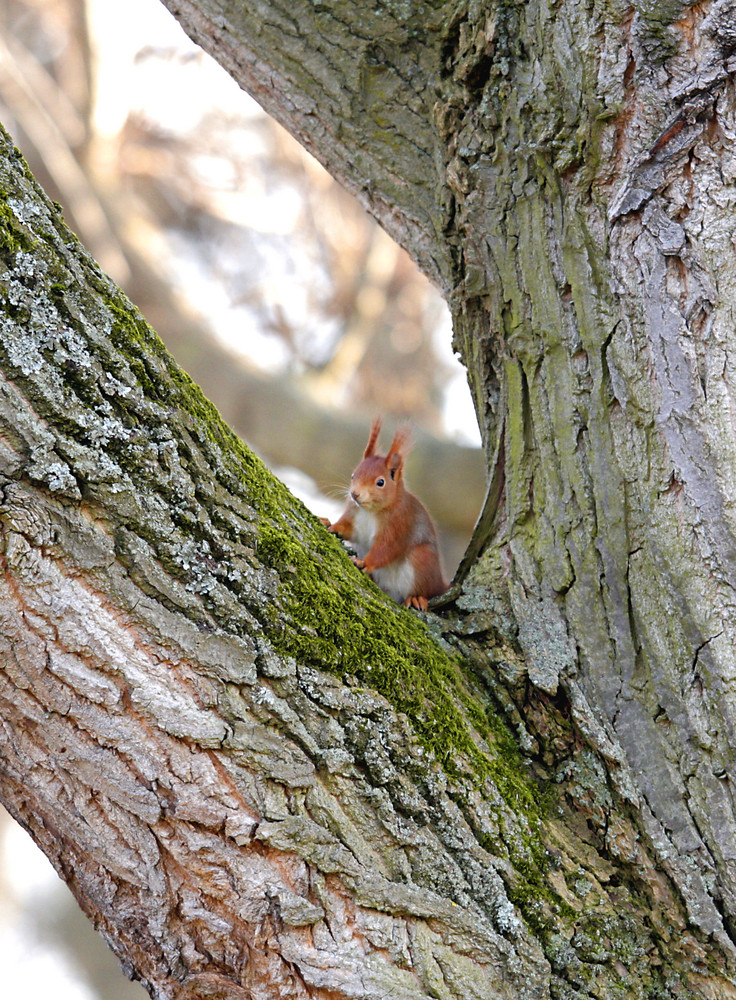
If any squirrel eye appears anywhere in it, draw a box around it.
[376,477,385,487]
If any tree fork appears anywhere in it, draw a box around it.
[0,111,734,996]
[2,0,736,995]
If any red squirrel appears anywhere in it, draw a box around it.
[322,418,447,610]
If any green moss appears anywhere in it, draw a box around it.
[633,0,684,62]
[0,189,36,261]
[255,519,549,815]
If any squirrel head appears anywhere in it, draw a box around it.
[349,418,411,513]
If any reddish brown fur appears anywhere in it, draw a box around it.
[363,416,383,458]
[322,419,447,609]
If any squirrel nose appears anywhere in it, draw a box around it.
[351,491,360,504]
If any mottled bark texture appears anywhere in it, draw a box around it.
[3,0,736,997]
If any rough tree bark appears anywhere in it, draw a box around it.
[2,0,736,998]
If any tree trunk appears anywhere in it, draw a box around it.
[3,0,736,997]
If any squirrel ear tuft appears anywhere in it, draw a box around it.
[363,417,383,458]
[386,424,411,476]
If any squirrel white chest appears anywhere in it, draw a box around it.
[351,506,378,557]
[351,506,415,602]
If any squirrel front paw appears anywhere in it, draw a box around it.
[404,595,429,611]
[351,556,366,570]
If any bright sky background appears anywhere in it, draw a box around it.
[0,815,99,1000]
[87,0,480,446]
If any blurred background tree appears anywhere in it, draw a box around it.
[0,1,484,997]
